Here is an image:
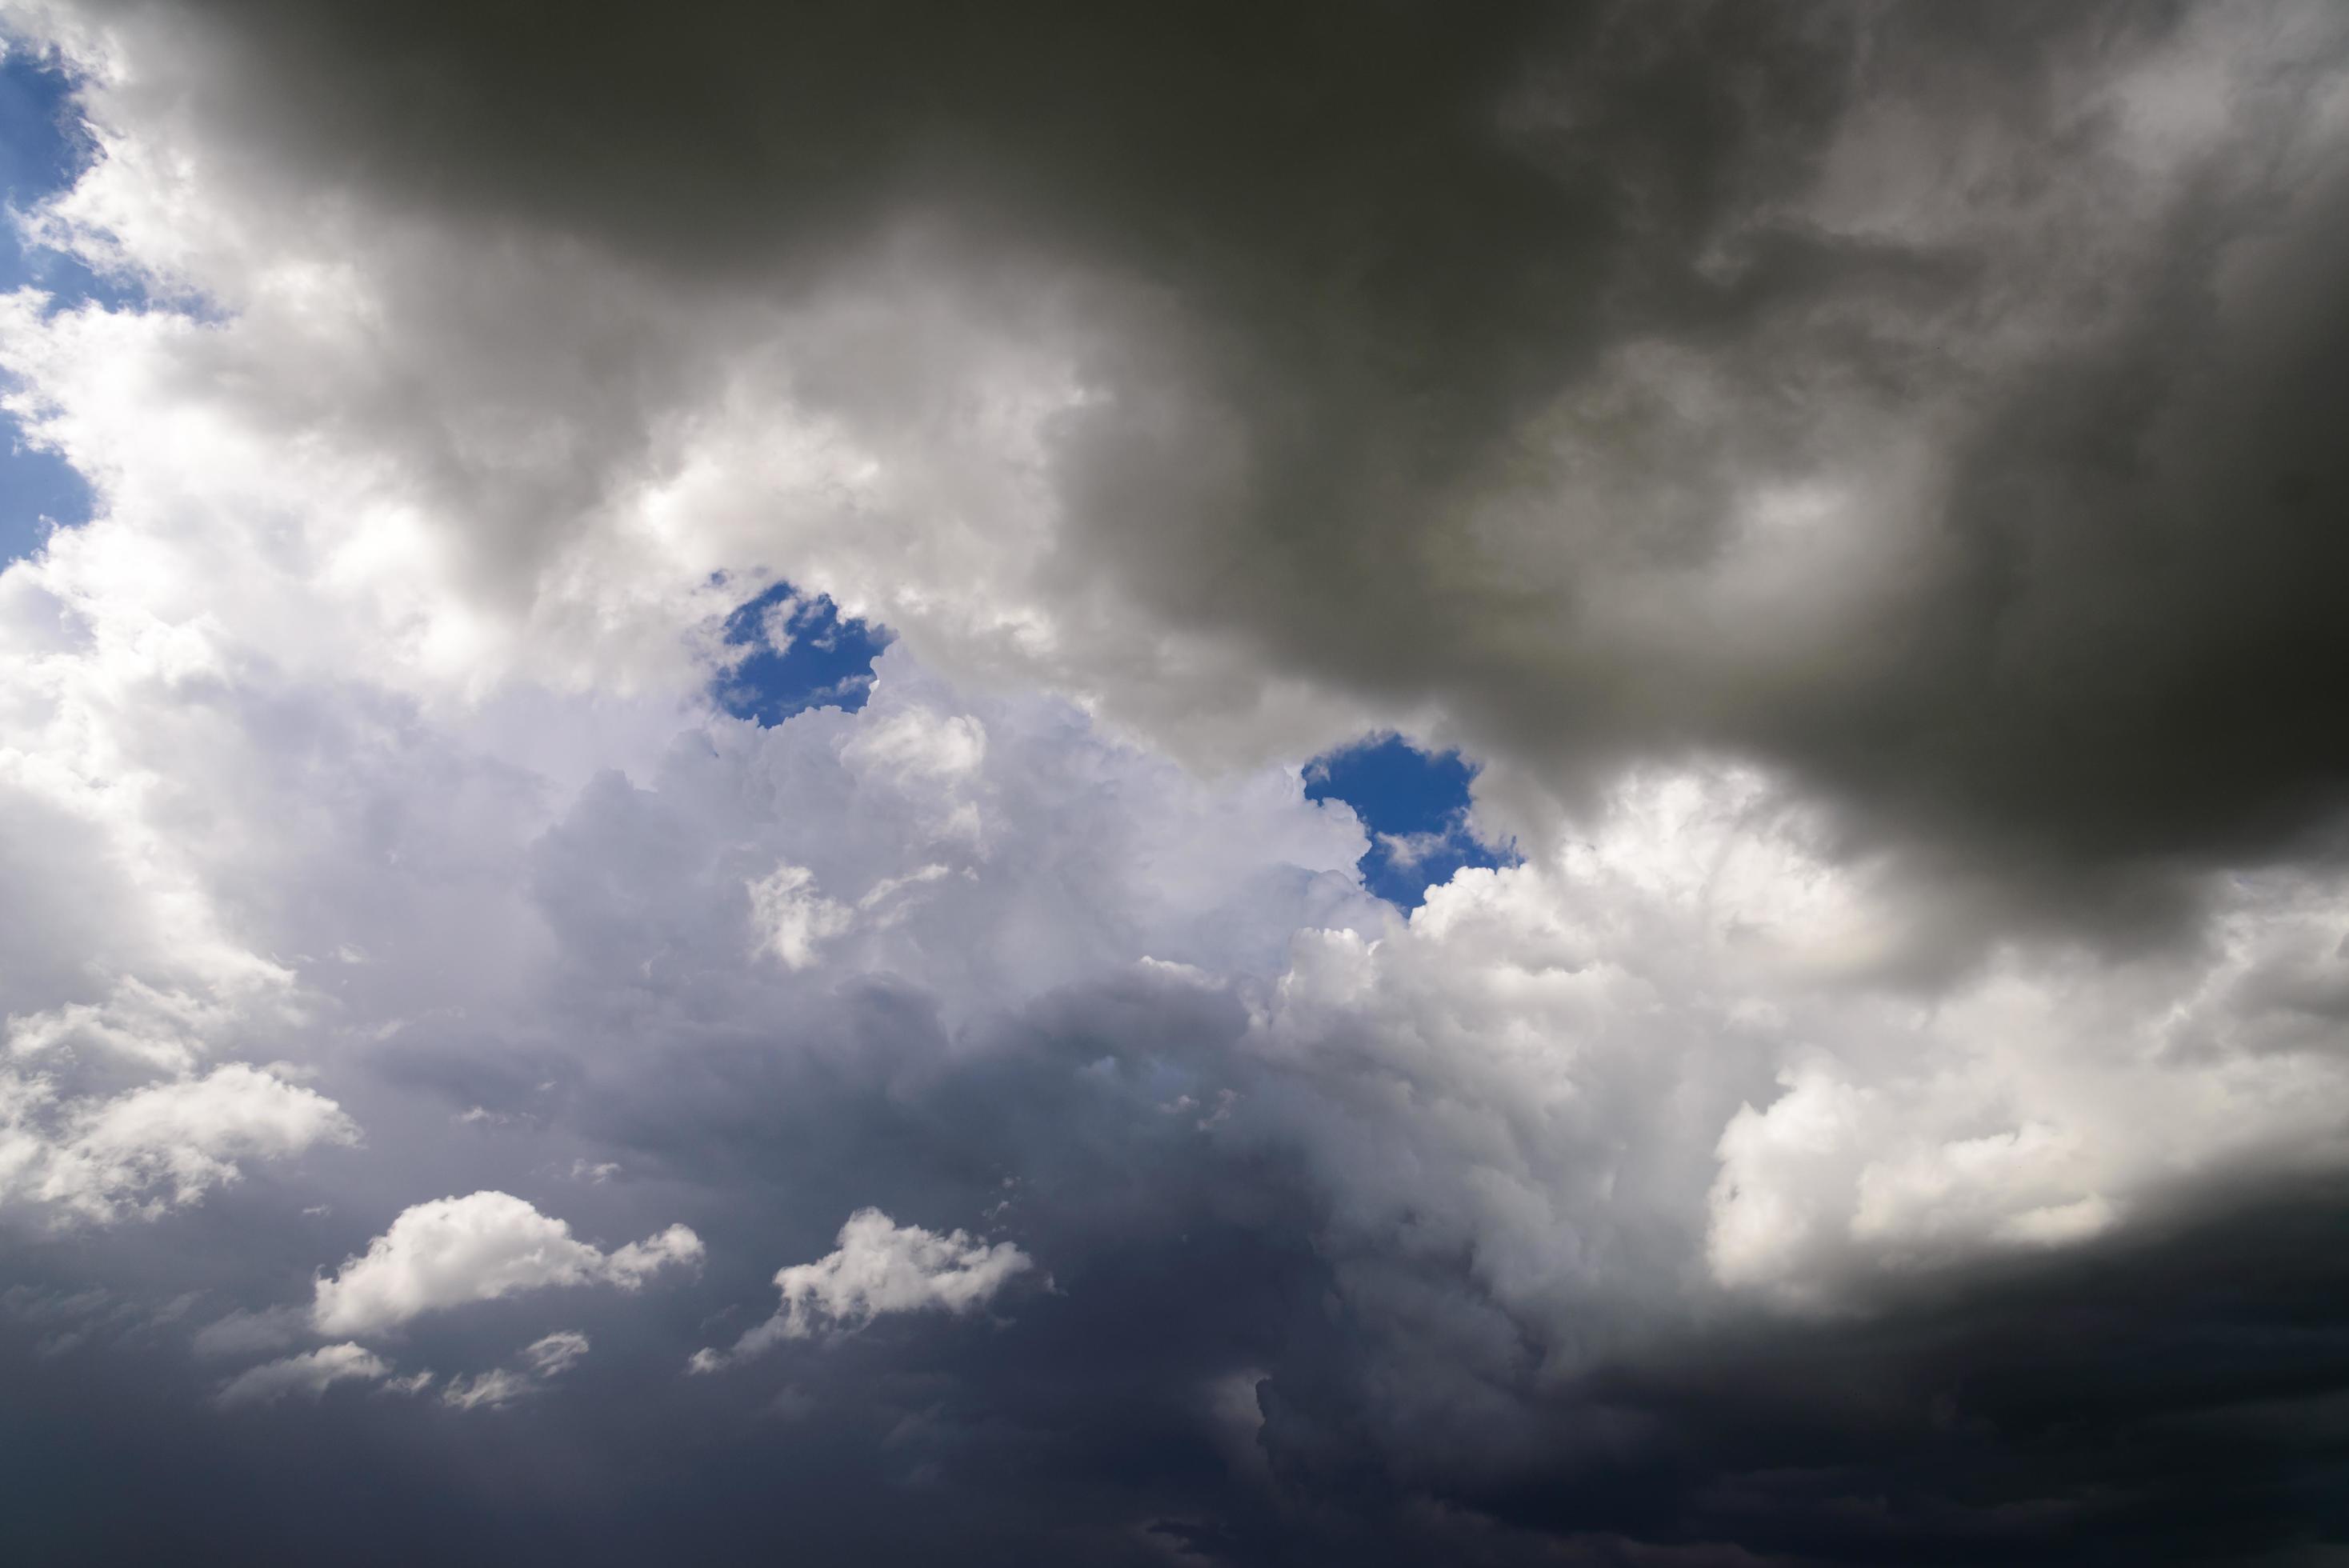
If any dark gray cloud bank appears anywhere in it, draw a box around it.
[4,2,2349,1562]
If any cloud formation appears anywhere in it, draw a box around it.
[9,1,2343,915]
[439,1330,590,1410]
[214,1342,390,1409]
[311,1193,702,1338]
[2,1058,358,1225]
[693,1209,1032,1371]
[0,1,2344,1562]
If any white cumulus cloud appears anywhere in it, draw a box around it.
[692,1209,1032,1371]
[1246,762,2349,1346]
[2,1062,358,1226]
[311,1192,703,1337]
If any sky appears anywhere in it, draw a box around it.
[0,42,97,561]
[2,4,2348,1564]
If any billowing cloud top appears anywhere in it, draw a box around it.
[310,1192,702,1338]
[691,1207,1032,1371]
[2,2,2348,1563]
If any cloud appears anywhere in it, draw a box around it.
[440,1330,590,1410]
[746,862,853,970]
[437,1367,532,1412]
[214,1342,390,1408]
[0,2,2343,1561]
[1247,762,2349,1344]
[310,1193,702,1337]
[693,1209,1032,1371]
[10,0,2344,937]
[190,1305,310,1361]
[521,1329,590,1378]
[1,1062,359,1225]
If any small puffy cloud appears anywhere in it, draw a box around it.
[311,1192,703,1337]
[214,1342,390,1408]
[692,1209,1031,1372]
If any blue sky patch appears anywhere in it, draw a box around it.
[0,42,116,566]
[1305,733,1514,908]
[713,580,892,726]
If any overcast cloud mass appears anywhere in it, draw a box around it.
[4,2,2349,1562]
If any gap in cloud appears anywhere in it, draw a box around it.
[1304,733,1515,908]
[713,579,893,726]
[0,39,125,565]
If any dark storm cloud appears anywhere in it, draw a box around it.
[6,717,2334,1567]
[10,965,2348,1566]
[62,0,2349,929]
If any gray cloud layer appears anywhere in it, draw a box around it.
[38,1,2349,910]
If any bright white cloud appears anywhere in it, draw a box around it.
[214,1342,391,1408]
[0,966,354,1230]
[311,1192,703,1337]
[746,862,853,970]
[8,980,218,1075]
[1702,874,2349,1309]
[1245,763,2349,1343]
[1,1062,358,1225]
[692,1209,1033,1371]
